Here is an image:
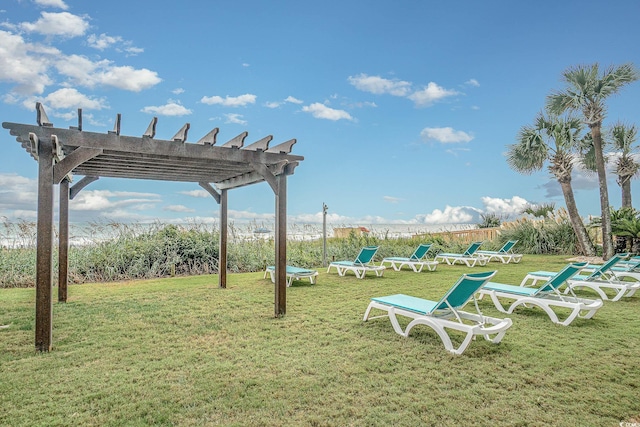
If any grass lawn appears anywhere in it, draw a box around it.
[1,254,639,426]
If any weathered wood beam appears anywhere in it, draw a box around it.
[143,117,157,138]
[266,138,296,154]
[250,161,278,194]
[28,132,39,159]
[70,176,99,199]
[108,113,121,135]
[69,108,82,131]
[3,124,303,164]
[216,161,289,190]
[171,123,190,142]
[220,131,247,148]
[35,134,54,351]
[243,135,272,152]
[198,182,221,204]
[36,102,52,127]
[58,178,69,303]
[197,128,219,145]
[219,189,228,289]
[53,147,103,184]
[274,173,287,316]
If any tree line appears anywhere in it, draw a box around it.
[508,63,639,258]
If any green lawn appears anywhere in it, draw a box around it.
[1,255,639,426]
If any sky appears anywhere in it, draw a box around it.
[1,0,640,228]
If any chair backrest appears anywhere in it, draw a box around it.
[499,240,518,253]
[538,262,588,293]
[585,253,627,280]
[354,246,379,265]
[463,241,484,256]
[432,270,498,312]
[410,243,432,261]
[624,258,640,271]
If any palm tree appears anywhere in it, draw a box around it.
[610,122,639,208]
[547,63,639,259]
[508,112,596,256]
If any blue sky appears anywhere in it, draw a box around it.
[1,0,639,227]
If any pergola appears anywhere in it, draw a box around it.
[3,103,304,352]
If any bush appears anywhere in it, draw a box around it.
[0,216,587,288]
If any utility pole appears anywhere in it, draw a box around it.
[322,202,328,267]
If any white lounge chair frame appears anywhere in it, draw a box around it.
[522,254,639,301]
[264,265,318,287]
[380,243,438,273]
[478,262,603,326]
[327,246,386,279]
[363,271,512,355]
[434,241,487,267]
[475,240,523,264]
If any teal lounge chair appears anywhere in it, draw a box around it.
[521,254,639,301]
[327,246,386,279]
[380,243,438,273]
[581,256,640,284]
[264,265,318,287]
[475,240,523,264]
[478,262,603,326]
[434,241,487,267]
[363,271,512,355]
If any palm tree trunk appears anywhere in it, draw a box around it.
[559,180,596,256]
[621,179,633,208]
[590,125,614,259]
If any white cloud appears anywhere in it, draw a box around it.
[179,190,210,198]
[42,87,107,110]
[56,54,162,92]
[408,82,459,107]
[349,73,458,107]
[87,33,122,50]
[265,101,281,109]
[302,103,353,121]
[0,30,56,94]
[348,73,411,96]
[224,113,247,125]
[19,12,89,37]
[285,96,303,104]
[418,205,482,224]
[481,196,530,218]
[465,79,480,87]
[421,127,473,144]
[123,45,143,56]
[70,190,161,211]
[34,0,69,9]
[141,101,192,116]
[89,65,161,92]
[200,94,256,107]
[0,174,39,219]
[164,205,195,213]
[172,88,185,95]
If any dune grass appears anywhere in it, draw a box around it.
[1,255,639,426]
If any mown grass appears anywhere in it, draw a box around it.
[1,255,639,426]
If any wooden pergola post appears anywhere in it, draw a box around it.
[274,174,287,316]
[35,134,54,352]
[58,177,69,302]
[219,189,228,289]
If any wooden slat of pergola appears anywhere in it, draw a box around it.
[2,104,304,352]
